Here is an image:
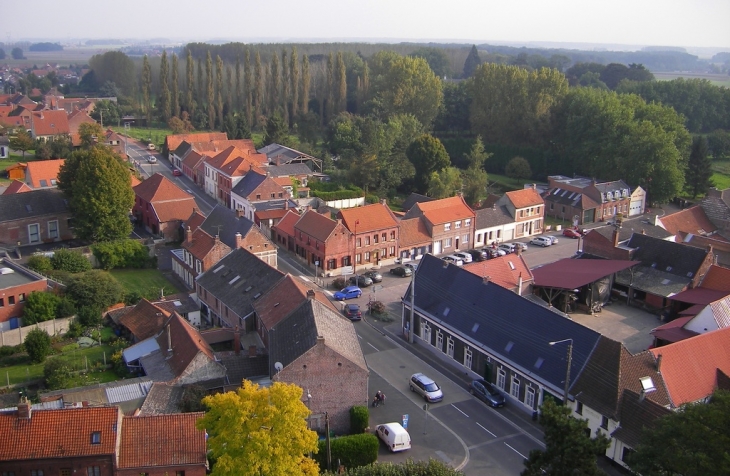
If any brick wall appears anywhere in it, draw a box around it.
[0,279,49,327]
[0,212,74,246]
[3,455,114,475]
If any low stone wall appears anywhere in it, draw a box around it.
[0,317,73,347]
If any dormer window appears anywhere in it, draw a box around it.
[606,192,613,200]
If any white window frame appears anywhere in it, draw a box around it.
[497,368,506,390]
[422,323,431,343]
[463,234,469,244]
[455,221,462,229]
[436,331,443,351]
[464,348,472,369]
[525,386,536,408]
[447,337,454,358]
[444,223,451,231]
[47,220,59,239]
[28,223,41,244]
[445,238,452,248]
[465,218,471,226]
[510,376,520,398]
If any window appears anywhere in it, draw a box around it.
[444,223,451,231]
[374,234,378,243]
[31,471,44,476]
[91,431,101,444]
[510,376,520,398]
[365,236,370,245]
[477,233,482,242]
[601,415,609,430]
[550,203,554,210]
[561,206,566,213]
[390,231,395,240]
[364,252,370,261]
[575,401,583,415]
[519,210,524,218]
[327,259,336,270]
[356,253,361,264]
[270,193,275,198]
[536,206,541,214]
[87,468,100,476]
[8,296,14,305]
[48,220,59,239]
[488,231,493,241]
[455,221,462,229]
[464,348,472,368]
[28,223,41,243]
[465,218,471,226]
[525,386,536,408]
[621,447,635,463]
[4,472,17,476]
[496,368,506,390]
[447,337,454,358]
[196,260,201,274]
[381,233,387,242]
[256,194,261,199]
[356,238,361,247]
[176,472,186,476]
[278,193,283,198]
[496,230,501,239]
[444,238,452,248]
[389,246,395,256]
[1,297,6,307]
[463,234,469,244]
[18,293,25,303]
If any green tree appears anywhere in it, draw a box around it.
[159,51,171,122]
[235,114,251,140]
[88,51,135,96]
[198,380,319,476]
[44,357,73,390]
[141,55,152,125]
[263,114,289,147]
[57,147,134,241]
[336,51,347,114]
[434,81,472,134]
[78,122,104,148]
[628,390,730,476]
[171,53,180,118]
[685,136,713,198]
[22,291,61,324]
[207,51,215,130]
[24,328,52,364]
[235,55,242,112]
[65,270,125,309]
[281,49,290,124]
[708,129,730,159]
[462,45,482,78]
[186,49,196,119]
[427,167,463,199]
[290,47,299,122]
[244,49,253,125]
[522,399,610,476]
[270,52,281,117]
[406,134,450,193]
[9,130,34,158]
[338,459,464,475]
[300,53,310,115]
[90,99,121,127]
[505,156,533,182]
[254,52,263,120]
[216,55,224,128]
[180,384,208,413]
[462,136,491,206]
[11,47,24,60]
[77,305,103,327]
[410,47,451,79]
[51,248,91,273]
[27,255,52,273]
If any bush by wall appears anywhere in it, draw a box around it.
[314,433,379,472]
[27,255,53,273]
[92,239,153,270]
[51,248,92,273]
[309,181,365,201]
[350,406,369,434]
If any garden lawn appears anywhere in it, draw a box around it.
[110,269,183,300]
[711,172,730,190]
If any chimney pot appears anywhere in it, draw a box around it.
[186,226,193,244]
[316,335,324,344]
[307,289,315,300]
[235,232,243,249]
[17,397,31,419]
[656,354,662,371]
[612,227,620,247]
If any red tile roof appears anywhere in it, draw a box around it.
[650,316,699,343]
[700,265,730,293]
[505,187,544,209]
[155,313,218,379]
[463,254,533,292]
[183,228,231,260]
[398,217,431,247]
[118,412,206,469]
[339,202,399,233]
[152,199,199,224]
[31,110,70,136]
[273,210,301,237]
[165,132,228,153]
[414,196,474,225]
[2,179,33,195]
[133,173,197,223]
[253,275,309,329]
[532,258,639,289]
[25,158,65,188]
[294,210,340,242]
[118,299,171,341]
[650,326,730,406]
[185,209,207,232]
[670,287,728,305]
[659,205,721,238]
[0,406,121,460]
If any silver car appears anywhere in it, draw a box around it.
[409,373,444,403]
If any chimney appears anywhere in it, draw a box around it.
[186,226,193,244]
[380,198,387,206]
[612,227,620,247]
[656,354,662,371]
[235,232,243,249]
[284,201,289,210]
[316,335,325,345]
[307,289,315,300]
[17,396,31,420]
[532,183,536,190]
[641,229,646,235]
[234,325,241,356]
[159,288,165,300]
[518,273,523,295]
[483,276,490,284]
[236,209,245,218]
[167,324,172,353]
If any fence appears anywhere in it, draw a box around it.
[0,317,73,347]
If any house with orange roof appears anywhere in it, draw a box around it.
[4,162,26,181]
[462,252,534,295]
[271,209,302,252]
[338,200,400,268]
[25,158,64,188]
[291,209,352,276]
[253,198,299,238]
[495,185,545,239]
[397,217,432,262]
[1,179,32,195]
[203,146,268,207]
[402,195,476,256]
[0,105,33,131]
[171,227,232,289]
[114,298,172,343]
[170,137,261,171]
[132,173,197,241]
[164,131,228,158]
[67,109,97,147]
[29,110,70,142]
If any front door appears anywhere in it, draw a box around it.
[436,331,443,351]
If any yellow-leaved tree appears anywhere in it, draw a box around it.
[197,380,319,476]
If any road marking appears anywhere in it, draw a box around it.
[476,422,496,437]
[300,276,310,282]
[451,404,470,418]
[324,290,333,297]
[367,342,380,352]
[504,442,528,460]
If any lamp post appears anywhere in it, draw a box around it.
[353,219,359,277]
[408,265,415,344]
[549,338,573,406]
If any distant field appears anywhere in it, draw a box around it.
[653,71,730,87]
[2,47,116,66]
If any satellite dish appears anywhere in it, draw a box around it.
[274,362,283,372]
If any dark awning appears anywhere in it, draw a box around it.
[532,259,639,290]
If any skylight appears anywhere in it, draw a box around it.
[443,307,450,317]
[640,376,656,393]
[508,261,516,270]
[229,275,241,285]
[471,323,479,333]
[213,265,225,273]
[505,341,514,353]
[534,357,544,369]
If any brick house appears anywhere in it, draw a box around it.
[473,204,518,248]
[396,217,432,262]
[132,173,197,241]
[543,176,639,225]
[253,198,299,239]
[495,186,544,239]
[462,252,534,296]
[0,259,48,331]
[171,226,232,289]
[25,158,65,188]
[0,188,74,247]
[402,195,475,256]
[2,179,33,195]
[230,170,291,220]
[67,109,97,147]
[271,209,301,253]
[338,201,400,269]
[203,145,268,207]
[164,131,227,159]
[292,210,352,276]
[29,109,70,142]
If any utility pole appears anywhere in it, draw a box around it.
[409,266,415,344]
[325,412,332,472]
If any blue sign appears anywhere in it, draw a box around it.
[402,414,409,429]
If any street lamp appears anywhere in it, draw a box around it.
[353,219,359,277]
[549,338,573,406]
[408,265,415,344]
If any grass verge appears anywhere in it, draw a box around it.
[110,268,183,300]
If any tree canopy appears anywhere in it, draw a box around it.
[406,134,451,194]
[64,270,125,310]
[88,51,136,96]
[9,131,34,158]
[24,328,52,364]
[78,122,105,149]
[462,45,482,79]
[57,146,134,241]
[685,136,713,198]
[198,380,319,476]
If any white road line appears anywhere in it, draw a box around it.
[451,404,470,418]
[367,342,380,352]
[476,422,496,437]
[504,442,528,460]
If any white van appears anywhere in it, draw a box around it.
[375,422,411,452]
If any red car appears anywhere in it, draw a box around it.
[563,228,582,239]
[172,169,182,176]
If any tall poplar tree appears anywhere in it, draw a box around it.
[141,55,151,125]
[171,53,180,118]
[216,55,224,128]
[300,53,310,114]
[254,52,263,121]
[326,53,334,123]
[463,45,482,79]
[281,49,289,125]
[206,51,214,130]
[270,53,280,116]
[235,56,242,112]
[244,49,252,125]
[336,51,347,114]
[685,136,713,198]
[186,49,195,118]
[197,58,204,109]
[290,47,299,121]
[159,51,171,122]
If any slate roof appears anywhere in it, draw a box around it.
[408,195,474,226]
[264,163,313,177]
[0,406,120,460]
[117,299,171,342]
[475,205,515,229]
[138,383,185,415]
[650,326,730,406]
[1,179,32,195]
[118,412,206,469]
[199,204,256,249]
[408,254,603,396]
[230,170,268,198]
[294,210,340,242]
[615,266,691,297]
[339,202,399,232]
[532,258,639,290]
[152,293,203,317]
[543,188,599,210]
[268,298,368,376]
[700,188,730,227]
[505,187,544,209]
[462,254,533,292]
[25,158,64,188]
[196,248,285,319]
[258,143,314,162]
[273,210,301,237]
[590,223,673,242]
[611,389,672,448]
[253,274,310,330]
[626,232,710,279]
[659,205,720,238]
[398,217,431,248]
[400,192,435,212]
[700,265,730,293]
[0,188,70,223]
[216,351,270,383]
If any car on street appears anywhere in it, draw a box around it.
[498,243,516,254]
[515,242,528,251]
[442,255,464,266]
[362,270,383,283]
[530,236,553,247]
[469,379,506,408]
[468,249,487,261]
[343,304,362,321]
[349,275,373,287]
[172,168,182,176]
[147,143,156,150]
[333,286,362,301]
[147,156,157,163]
[375,423,411,452]
[390,266,412,277]
[547,235,559,244]
[409,373,444,402]
[563,227,582,239]
[404,261,419,271]
[453,251,473,263]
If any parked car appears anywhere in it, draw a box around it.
[498,243,516,254]
[530,236,552,247]
[333,286,362,301]
[515,242,528,251]
[469,379,506,408]
[404,262,419,271]
[390,266,412,277]
[442,255,464,266]
[453,251,473,263]
[375,423,411,452]
[468,249,487,262]
[547,235,559,244]
[147,156,157,164]
[349,275,373,287]
[362,270,383,283]
[343,304,362,321]
[409,373,444,402]
[563,227,581,239]
[172,168,182,176]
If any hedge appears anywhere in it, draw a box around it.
[92,239,153,270]
[315,433,379,471]
[350,406,369,434]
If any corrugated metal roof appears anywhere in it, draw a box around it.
[106,380,153,404]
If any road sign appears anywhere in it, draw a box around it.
[341,266,354,275]
[402,414,409,429]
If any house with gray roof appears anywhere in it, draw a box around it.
[0,188,73,248]
[473,204,516,248]
[258,143,322,171]
[230,170,290,223]
[402,253,604,415]
[701,187,730,239]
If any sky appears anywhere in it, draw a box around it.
[5,0,730,49]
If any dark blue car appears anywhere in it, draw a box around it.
[334,285,362,301]
[469,379,506,408]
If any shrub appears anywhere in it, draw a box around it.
[44,357,73,390]
[180,385,208,413]
[51,248,91,273]
[350,406,369,434]
[24,328,52,363]
[124,291,143,305]
[23,291,61,324]
[365,194,380,204]
[65,270,125,309]
[368,301,386,315]
[0,345,22,358]
[55,297,76,319]
[332,277,347,289]
[65,320,84,339]
[340,459,466,475]
[77,306,103,328]
[314,433,379,471]
[27,255,52,273]
[92,239,153,270]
